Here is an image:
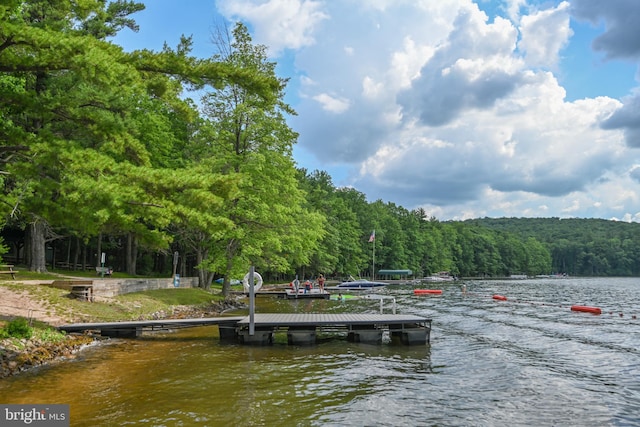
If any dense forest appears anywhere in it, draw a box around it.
[468,217,640,276]
[1,2,636,297]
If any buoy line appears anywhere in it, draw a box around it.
[470,293,637,319]
[414,289,443,295]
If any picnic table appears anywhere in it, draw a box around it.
[0,264,17,280]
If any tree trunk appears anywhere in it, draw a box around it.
[222,240,239,297]
[82,242,87,270]
[126,233,137,275]
[50,240,55,270]
[179,252,187,278]
[96,233,102,267]
[27,219,47,273]
[66,238,71,264]
[195,248,204,288]
[73,237,80,270]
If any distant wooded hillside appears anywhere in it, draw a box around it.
[466,217,640,276]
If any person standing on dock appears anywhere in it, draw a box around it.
[293,276,300,294]
[317,274,325,293]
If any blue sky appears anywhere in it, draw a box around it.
[113,0,640,221]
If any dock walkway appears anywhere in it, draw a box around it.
[248,289,330,299]
[59,313,431,345]
[59,317,244,337]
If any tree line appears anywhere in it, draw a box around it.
[468,217,640,276]
[1,2,632,299]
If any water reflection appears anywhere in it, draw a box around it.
[1,278,639,426]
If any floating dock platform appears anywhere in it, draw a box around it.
[246,289,330,299]
[59,313,431,346]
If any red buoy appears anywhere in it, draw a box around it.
[571,305,601,315]
[414,289,442,295]
[492,294,507,301]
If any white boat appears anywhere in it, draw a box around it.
[336,279,387,288]
[422,272,456,282]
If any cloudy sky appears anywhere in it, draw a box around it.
[114,0,640,221]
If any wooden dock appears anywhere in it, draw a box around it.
[59,313,431,345]
[58,317,244,337]
[248,289,330,300]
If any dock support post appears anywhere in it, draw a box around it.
[347,325,382,344]
[218,321,239,342]
[238,327,273,345]
[101,327,142,338]
[287,327,316,345]
[389,323,431,345]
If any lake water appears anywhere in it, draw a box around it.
[1,277,639,426]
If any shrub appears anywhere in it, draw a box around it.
[5,317,33,339]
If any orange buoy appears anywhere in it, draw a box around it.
[570,305,602,315]
[414,289,442,295]
[492,294,507,301]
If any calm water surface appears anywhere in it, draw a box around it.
[1,277,639,426]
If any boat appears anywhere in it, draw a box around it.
[214,278,241,285]
[336,279,387,288]
[421,271,456,282]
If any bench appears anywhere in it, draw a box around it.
[0,264,17,280]
[96,266,112,276]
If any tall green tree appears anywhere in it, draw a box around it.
[334,187,370,276]
[298,169,362,278]
[0,1,272,272]
[200,23,324,294]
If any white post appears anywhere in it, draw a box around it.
[249,266,255,336]
[100,252,106,278]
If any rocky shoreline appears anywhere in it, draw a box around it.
[0,300,245,379]
[0,334,97,379]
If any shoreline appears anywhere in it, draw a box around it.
[0,299,244,379]
[0,334,97,379]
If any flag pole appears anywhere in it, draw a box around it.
[372,239,375,281]
[369,229,375,281]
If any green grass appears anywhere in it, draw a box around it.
[0,264,165,280]
[3,270,63,280]
[0,283,226,324]
[119,288,221,305]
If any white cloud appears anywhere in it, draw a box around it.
[388,37,434,89]
[518,1,572,68]
[312,93,350,113]
[227,0,640,221]
[362,76,384,99]
[216,0,329,54]
[504,0,527,22]
[398,5,522,126]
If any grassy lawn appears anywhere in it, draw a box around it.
[0,280,229,324]
[0,270,245,350]
[12,268,139,280]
